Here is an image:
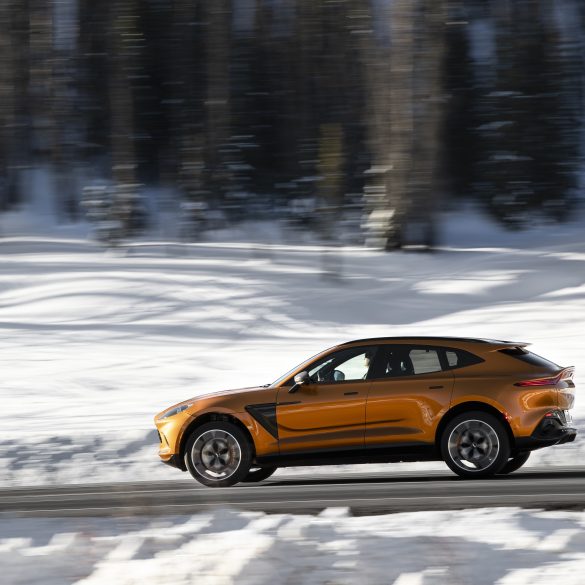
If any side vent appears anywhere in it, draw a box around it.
[246,403,279,439]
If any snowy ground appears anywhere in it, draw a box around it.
[0,209,584,486]
[3,507,585,585]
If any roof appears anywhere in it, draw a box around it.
[340,337,525,346]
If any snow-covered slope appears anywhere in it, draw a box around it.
[0,211,584,486]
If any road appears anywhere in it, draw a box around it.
[2,467,585,517]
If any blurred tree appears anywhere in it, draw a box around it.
[465,0,582,227]
[0,0,31,211]
[442,10,478,202]
[385,0,415,249]
[295,0,321,202]
[204,0,232,205]
[0,0,583,243]
[51,0,81,221]
[107,0,143,240]
[407,0,447,248]
[171,0,208,207]
[78,0,110,167]
[447,0,583,228]
[364,0,447,250]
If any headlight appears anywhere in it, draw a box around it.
[159,403,192,420]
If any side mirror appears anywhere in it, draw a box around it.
[289,371,309,394]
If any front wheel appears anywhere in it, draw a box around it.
[184,421,253,488]
[441,411,510,479]
[498,451,530,475]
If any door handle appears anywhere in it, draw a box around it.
[344,391,359,396]
[429,385,444,390]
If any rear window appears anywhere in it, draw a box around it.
[499,347,560,371]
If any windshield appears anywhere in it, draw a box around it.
[269,347,333,387]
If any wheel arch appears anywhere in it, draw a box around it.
[178,412,256,469]
[435,401,515,452]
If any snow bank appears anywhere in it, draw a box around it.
[3,507,585,585]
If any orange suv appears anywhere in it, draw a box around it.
[155,337,576,487]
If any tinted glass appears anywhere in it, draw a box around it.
[371,346,441,377]
[371,345,483,378]
[445,349,484,370]
[409,348,442,374]
[371,346,412,378]
[499,348,560,371]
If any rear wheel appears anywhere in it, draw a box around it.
[441,411,510,478]
[184,421,253,488]
[241,466,277,483]
[499,451,530,475]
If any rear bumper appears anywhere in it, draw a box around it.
[516,413,577,451]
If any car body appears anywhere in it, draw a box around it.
[155,337,577,486]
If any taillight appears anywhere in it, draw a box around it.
[514,376,560,387]
[514,367,575,387]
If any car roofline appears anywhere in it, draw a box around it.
[339,337,530,347]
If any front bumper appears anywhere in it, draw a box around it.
[161,453,186,470]
[155,413,190,471]
[516,412,577,451]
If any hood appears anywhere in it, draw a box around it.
[156,385,273,421]
[187,385,269,403]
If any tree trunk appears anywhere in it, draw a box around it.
[204,0,232,204]
[363,0,447,250]
[385,0,416,249]
[52,0,80,221]
[0,0,31,210]
[108,0,140,239]
[408,0,446,248]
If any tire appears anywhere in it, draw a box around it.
[441,411,511,479]
[241,466,277,483]
[498,451,530,475]
[184,421,253,488]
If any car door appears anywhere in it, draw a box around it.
[365,345,454,447]
[276,346,377,454]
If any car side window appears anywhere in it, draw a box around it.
[409,348,442,374]
[446,350,459,368]
[371,345,445,378]
[307,347,377,383]
[371,346,484,378]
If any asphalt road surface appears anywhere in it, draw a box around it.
[2,468,585,518]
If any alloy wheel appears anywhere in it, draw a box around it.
[191,429,242,481]
[447,419,500,472]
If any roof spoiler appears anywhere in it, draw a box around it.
[485,340,531,352]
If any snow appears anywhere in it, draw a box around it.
[0,208,584,486]
[3,507,585,584]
